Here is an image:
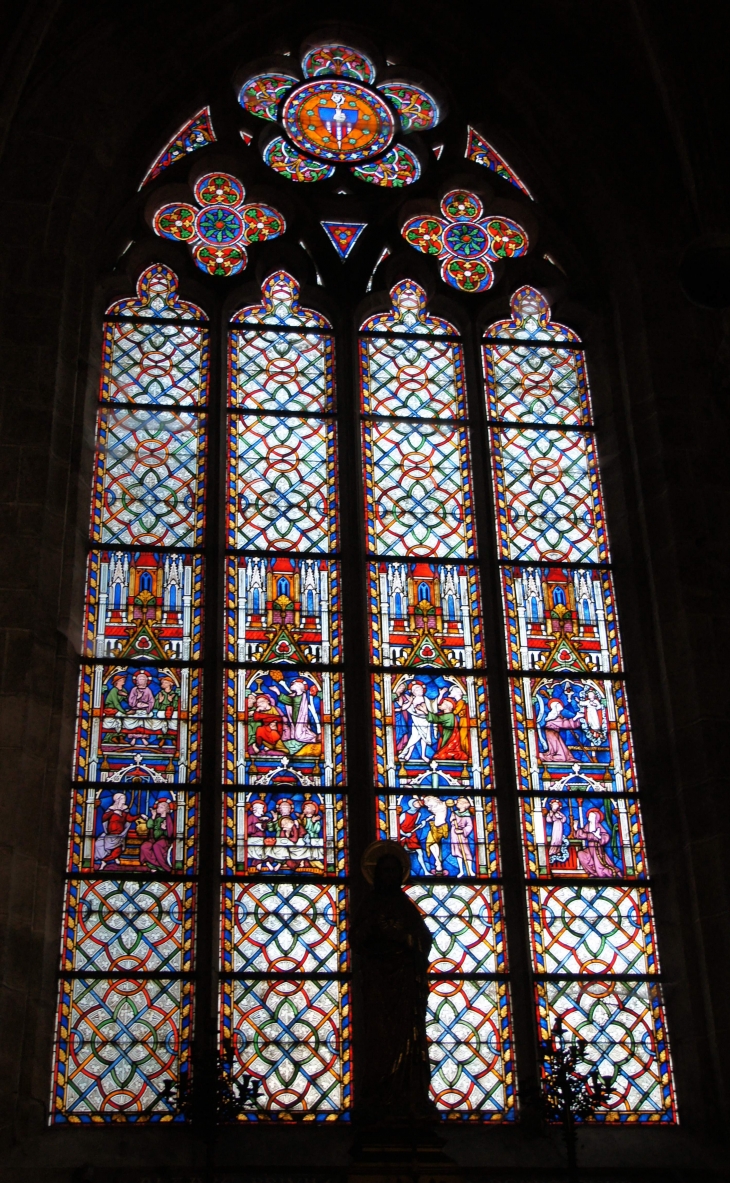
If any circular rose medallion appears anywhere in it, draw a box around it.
[195,205,245,247]
[282,78,394,162]
[444,221,489,258]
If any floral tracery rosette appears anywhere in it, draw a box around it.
[402,189,529,292]
[152,172,285,277]
[238,41,442,188]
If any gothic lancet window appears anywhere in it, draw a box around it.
[361,279,515,1118]
[482,287,676,1122]
[53,265,207,1120]
[220,271,350,1118]
[51,30,677,1129]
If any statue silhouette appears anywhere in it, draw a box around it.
[351,840,436,1121]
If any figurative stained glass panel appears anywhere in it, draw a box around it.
[520,794,646,880]
[362,420,475,558]
[227,414,337,553]
[501,565,620,673]
[220,978,350,1118]
[222,882,347,973]
[83,551,203,662]
[93,407,207,548]
[360,332,465,418]
[535,980,675,1122]
[483,341,591,426]
[372,673,492,792]
[489,426,607,563]
[61,879,194,974]
[223,791,346,876]
[74,664,201,783]
[376,794,499,879]
[509,676,637,796]
[52,977,192,1122]
[427,979,515,1119]
[527,884,657,976]
[101,319,209,406]
[408,884,505,974]
[224,556,341,664]
[68,787,198,875]
[223,669,345,786]
[229,327,334,413]
[367,562,484,668]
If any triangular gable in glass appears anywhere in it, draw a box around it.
[140,106,216,187]
[321,221,367,260]
[465,126,533,200]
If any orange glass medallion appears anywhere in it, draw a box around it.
[282,79,394,163]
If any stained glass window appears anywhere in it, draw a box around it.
[361,280,515,1120]
[483,286,676,1122]
[220,271,350,1119]
[52,265,208,1121]
[54,56,679,1133]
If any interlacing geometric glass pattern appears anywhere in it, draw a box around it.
[221,271,350,1119]
[361,280,516,1119]
[52,264,208,1121]
[483,286,676,1122]
[52,263,677,1126]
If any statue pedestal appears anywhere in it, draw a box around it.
[349,1120,460,1183]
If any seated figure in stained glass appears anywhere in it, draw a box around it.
[92,786,177,871]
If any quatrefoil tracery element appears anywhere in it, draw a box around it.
[152,172,285,277]
[402,189,529,293]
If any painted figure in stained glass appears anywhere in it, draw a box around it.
[89,787,177,872]
[395,675,470,763]
[521,794,644,879]
[104,665,180,749]
[76,663,198,783]
[248,671,320,754]
[397,794,472,876]
[227,790,344,875]
[374,673,489,792]
[378,794,498,879]
[228,557,339,664]
[512,675,633,797]
[228,668,343,787]
[535,679,608,763]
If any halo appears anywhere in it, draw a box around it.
[361,839,410,885]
